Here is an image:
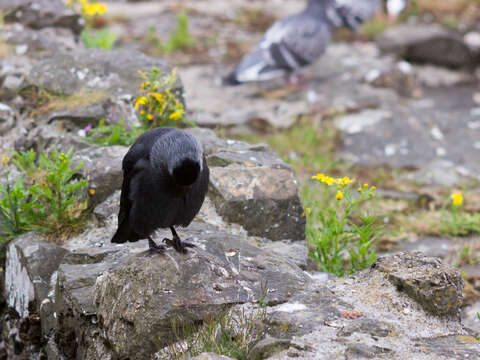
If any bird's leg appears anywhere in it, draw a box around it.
[148,236,166,253]
[163,226,195,254]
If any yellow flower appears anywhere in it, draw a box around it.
[140,81,150,90]
[335,176,355,187]
[169,110,183,121]
[140,110,146,116]
[147,114,153,121]
[135,96,148,110]
[83,2,106,16]
[336,190,344,201]
[451,192,463,207]
[305,207,311,215]
[363,183,369,190]
[369,186,376,194]
[358,187,363,193]
[2,156,10,165]
[312,173,335,186]
[89,188,96,195]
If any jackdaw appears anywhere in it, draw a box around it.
[111,127,209,253]
[224,0,406,85]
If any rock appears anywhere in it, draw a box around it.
[248,336,293,360]
[377,24,476,69]
[209,165,305,241]
[261,240,310,270]
[259,252,474,359]
[5,232,68,318]
[190,353,236,360]
[25,48,179,98]
[373,252,463,316]
[0,102,16,135]
[335,109,393,135]
[93,229,309,359]
[71,145,127,206]
[0,0,83,34]
[187,128,305,241]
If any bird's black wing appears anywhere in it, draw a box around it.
[112,127,174,243]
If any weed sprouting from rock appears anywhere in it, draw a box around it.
[0,149,89,242]
[306,174,380,276]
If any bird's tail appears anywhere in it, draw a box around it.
[222,71,242,86]
[111,219,130,243]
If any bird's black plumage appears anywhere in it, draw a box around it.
[111,127,209,253]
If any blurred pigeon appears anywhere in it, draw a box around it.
[224,0,407,85]
[111,127,209,254]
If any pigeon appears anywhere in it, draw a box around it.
[111,127,209,254]
[224,0,407,85]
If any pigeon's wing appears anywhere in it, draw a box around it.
[233,14,330,83]
[333,0,381,28]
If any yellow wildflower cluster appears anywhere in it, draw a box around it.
[451,192,463,207]
[312,174,355,188]
[135,68,189,128]
[2,156,10,166]
[67,0,106,17]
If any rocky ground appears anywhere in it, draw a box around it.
[0,0,480,359]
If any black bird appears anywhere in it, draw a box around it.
[111,127,209,253]
[224,0,406,85]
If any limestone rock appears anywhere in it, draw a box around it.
[5,232,68,317]
[0,0,83,34]
[373,252,464,316]
[93,231,309,359]
[377,24,476,69]
[190,353,236,360]
[71,145,127,206]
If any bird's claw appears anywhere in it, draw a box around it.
[148,237,166,253]
[163,236,195,254]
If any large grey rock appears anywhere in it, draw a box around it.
[209,165,305,241]
[0,0,83,34]
[25,48,179,98]
[50,218,309,360]
[5,232,68,317]
[72,145,127,206]
[187,128,305,241]
[373,252,463,316]
[377,24,476,69]
[257,252,476,360]
[93,231,309,359]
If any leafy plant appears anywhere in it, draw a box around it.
[0,173,39,240]
[81,28,117,49]
[440,192,480,236]
[307,175,380,277]
[87,120,142,146]
[162,12,195,53]
[135,68,193,129]
[0,149,89,241]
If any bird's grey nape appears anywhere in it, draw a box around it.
[150,130,203,177]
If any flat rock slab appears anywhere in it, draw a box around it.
[53,221,310,360]
[377,24,477,69]
[257,252,475,360]
[1,0,83,34]
[336,83,480,185]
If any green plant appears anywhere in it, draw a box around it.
[440,192,480,236]
[0,173,39,240]
[162,12,195,53]
[135,68,193,129]
[29,150,88,237]
[164,306,266,360]
[87,120,142,146]
[81,27,117,49]
[0,149,89,241]
[307,174,380,277]
[67,0,117,49]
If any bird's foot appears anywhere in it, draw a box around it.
[163,236,195,254]
[148,237,166,253]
